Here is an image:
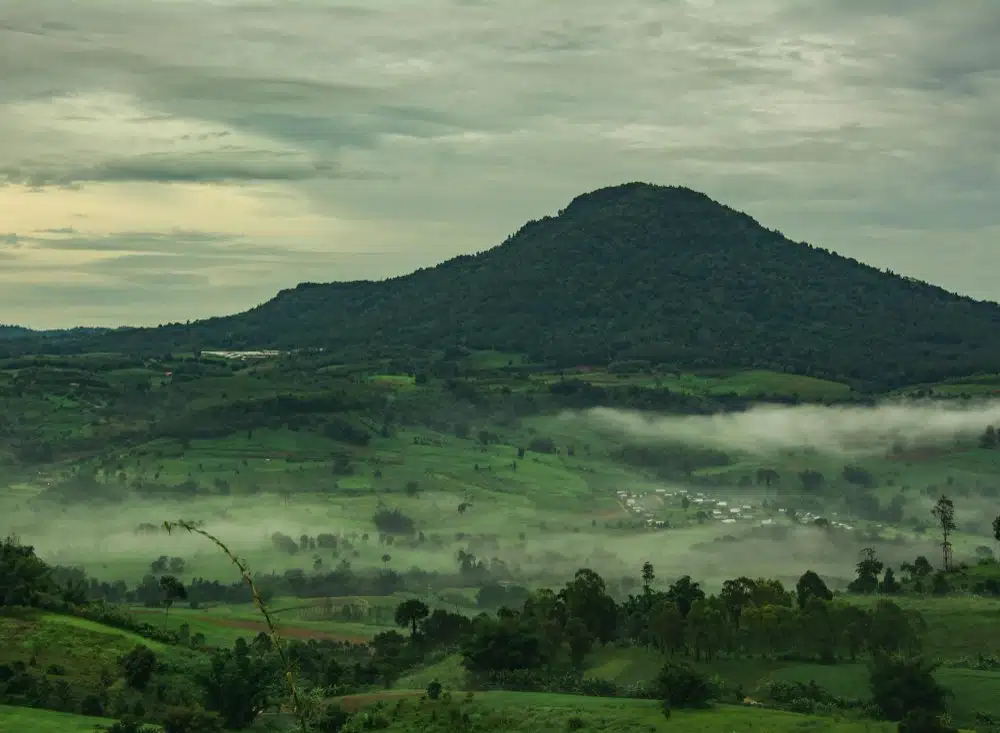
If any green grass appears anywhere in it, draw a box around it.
[586,646,666,687]
[0,704,124,732]
[583,642,1000,731]
[766,661,1000,729]
[334,690,897,732]
[127,601,391,646]
[844,595,1000,659]
[394,653,467,689]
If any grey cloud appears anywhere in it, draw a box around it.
[1,0,998,325]
[1,151,383,187]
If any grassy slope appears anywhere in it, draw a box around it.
[0,609,205,716]
[0,704,123,732]
[583,642,1000,730]
[335,691,899,732]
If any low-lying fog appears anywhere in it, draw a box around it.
[2,492,953,594]
[4,398,995,596]
[576,398,1000,456]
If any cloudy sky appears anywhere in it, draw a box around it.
[2,0,998,328]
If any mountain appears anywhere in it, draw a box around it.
[13,183,1000,388]
[0,325,112,341]
[0,325,36,340]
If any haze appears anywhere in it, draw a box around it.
[2,0,999,327]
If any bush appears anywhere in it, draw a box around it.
[898,709,958,733]
[654,661,713,708]
[373,507,415,535]
[101,718,158,733]
[80,694,105,716]
[314,703,351,733]
[161,706,224,733]
[426,680,442,700]
[120,645,157,691]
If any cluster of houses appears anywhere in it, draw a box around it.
[614,488,856,532]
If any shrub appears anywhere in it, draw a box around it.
[120,645,157,691]
[654,661,713,708]
[372,507,415,535]
[161,706,224,733]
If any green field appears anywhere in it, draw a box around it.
[0,704,123,732]
[332,691,899,732]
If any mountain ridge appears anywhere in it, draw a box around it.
[8,182,1000,389]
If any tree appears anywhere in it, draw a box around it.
[641,562,655,595]
[719,576,756,624]
[666,575,705,618]
[879,567,900,594]
[158,575,187,627]
[559,568,618,643]
[993,513,1000,552]
[795,570,833,609]
[565,616,595,667]
[799,469,825,492]
[980,425,997,449]
[849,548,883,594]
[756,468,780,487]
[649,598,686,656]
[0,535,51,607]
[931,496,956,571]
[199,640,277,729]
[394,599,429,637]
[843,465,876,488]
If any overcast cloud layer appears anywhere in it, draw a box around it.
[2,0,998,327]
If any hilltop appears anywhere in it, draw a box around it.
[10,182,1000,388]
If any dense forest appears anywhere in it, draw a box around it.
[8,183,1000,389]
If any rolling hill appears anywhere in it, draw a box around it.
[13,182,1000,388]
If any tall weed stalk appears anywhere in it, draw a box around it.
[163,519,309,733]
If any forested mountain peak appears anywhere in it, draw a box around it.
[11,183,1000,389]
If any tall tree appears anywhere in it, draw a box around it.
[641,562,655,596]
[931,496,956,571]
[158,575,187,628]
[795,570,833,609]
[849,548,884,594]
[394,599,430,637]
